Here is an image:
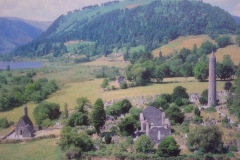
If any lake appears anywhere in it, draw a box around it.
[0,61,43,70]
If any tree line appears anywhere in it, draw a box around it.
[0,72,58,111]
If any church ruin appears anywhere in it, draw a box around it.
[208,51,217,107]
[140,106,171,144]
[15,105,34,138]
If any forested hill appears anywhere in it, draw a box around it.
[14,0,238,57]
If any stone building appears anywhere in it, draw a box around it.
[208,51,217,107]
[15,105,34,138]
[140,106,171,144]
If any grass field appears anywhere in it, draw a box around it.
[215,45,240,65]
[0,138,61,160]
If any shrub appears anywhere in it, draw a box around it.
[120,81,128,89]
[229,145,238,152]
[184,105,193,113]
[101,79,109,88]
[174,97,183,106]
[104,133,112,144]
[86,128,96,135]
[193,115,202,124]
[135,135,154,153]
[0,117,9,128]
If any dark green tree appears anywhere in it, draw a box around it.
[199,89,208,105]
[118,116,138,136]
[90,98,106,134]
[75,97,91,112]
[59,126,94,158]
[67,112,88,127]
[171,86,189,101]
[157,136,180,157]
[199,41,217,55]
[187,125,223,153]
[33,101,60,125]
[101,78,109,88]
[193,62,208,82]
[215,35,232,48]
[165,105,184,125]
[134,134,154,153]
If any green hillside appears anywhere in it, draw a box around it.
[14,0,237,57]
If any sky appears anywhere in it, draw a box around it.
[0,0,240,21]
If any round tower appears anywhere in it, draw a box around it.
[208,51,216,107]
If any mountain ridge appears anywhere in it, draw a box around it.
[0,17,52,53]
[14,0,238,57]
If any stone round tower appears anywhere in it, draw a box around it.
[208,51,216,107]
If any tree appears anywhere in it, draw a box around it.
[134,134,154,153]
[59,126,94,158]
[120,99,132,114]
[193,62,208,82]
[41,118,52,128]
[120,81,128,89]
[104,133,112,144]
[199,89,208,105]
[153,66,164,83]
[215,35,232,48]
[157,136,180,157]
[60,103,69,124]
[171,86,189,101]
[199,41,217,55]
[67,111,88,127]
[76,97,91,112]
[187,125,223,153]
[0,117,9,128]
[181,63,193,78]
[165,105,184,125]
[118,116,138,136]
[224,81,232,91]
[33,101,60,125]
[101,78,109,88]
[90,98,106,134]
[216,55,235,80]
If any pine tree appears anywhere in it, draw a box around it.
[90,98,106,134]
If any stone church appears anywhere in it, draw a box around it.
[140,106,171,144]
[15,105,34,138]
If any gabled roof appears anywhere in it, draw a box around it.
[142,106,163,126]
[17,115,33,127]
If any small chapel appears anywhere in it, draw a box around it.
[140,106,171,144]
[15,105,34,138]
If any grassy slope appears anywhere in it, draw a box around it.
[153,35,240,65]
[0,138,61,160]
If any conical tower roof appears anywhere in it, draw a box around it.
[209,51,216,59]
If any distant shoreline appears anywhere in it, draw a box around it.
[0,61,43,70]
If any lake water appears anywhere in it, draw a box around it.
[0,61,43,70]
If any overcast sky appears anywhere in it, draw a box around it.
[0,0,240,21]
